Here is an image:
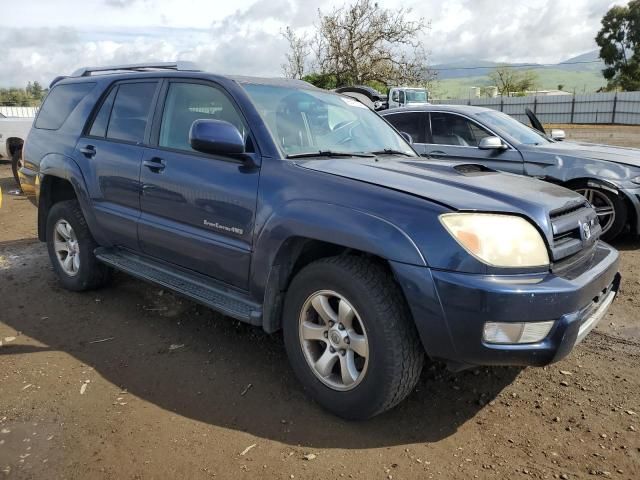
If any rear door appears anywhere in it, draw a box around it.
[382,111,428,154]
[426,112,524,174]
[78,80,160,250]
[138,80,260,290]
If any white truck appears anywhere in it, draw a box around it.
[387,87,430,109]
[0,115,33,186]
[334,85,430,111]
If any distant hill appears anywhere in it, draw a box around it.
[432,50,607,99]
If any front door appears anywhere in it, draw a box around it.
[77,80,159,250]
[426,112,524,174]
[138,80,260,290]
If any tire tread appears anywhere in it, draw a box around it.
[306,255,424,417]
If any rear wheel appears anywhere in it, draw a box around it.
[11,148,22,188]
[282,256,424,419]
[574,186,627,241]
[46,200,111,291]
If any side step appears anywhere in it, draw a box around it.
[95,247,262,325]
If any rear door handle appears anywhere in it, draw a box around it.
[79,145,96,158]
[143,157,165,172]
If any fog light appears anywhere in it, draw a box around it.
[483,321,555,344]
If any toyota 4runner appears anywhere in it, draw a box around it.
[19,62,620,419]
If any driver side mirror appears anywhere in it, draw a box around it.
[190,119,246,156]
[550,129,566,141]
[478,136,507,150]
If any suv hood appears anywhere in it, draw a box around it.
[531,141,640,168]
[296,158,584,217]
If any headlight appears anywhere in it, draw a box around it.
[439,213,550,268]
[631,176,640,185]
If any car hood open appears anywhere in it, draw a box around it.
[296,157,584,217]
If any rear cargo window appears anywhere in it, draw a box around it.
[35,82,95,130]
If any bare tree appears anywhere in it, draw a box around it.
[281,26,309,79]
[284,0,432,87]
[489,67,538,96]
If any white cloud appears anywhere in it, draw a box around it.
[0,0,629,87]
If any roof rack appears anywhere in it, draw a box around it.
[69,61,201,78]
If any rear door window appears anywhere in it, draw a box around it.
[104,82,158,144]
[88,88,116,137]
[35,82,96,130]
[384,112,426,143]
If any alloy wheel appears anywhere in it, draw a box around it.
[576,188,616,235]
[298,290,369,391]
[53,219,80,276]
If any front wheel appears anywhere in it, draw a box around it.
[574,186,627,241]
[282,256,424,419]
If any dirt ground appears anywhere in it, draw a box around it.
[546,124,640,148]
[0,154,638,479]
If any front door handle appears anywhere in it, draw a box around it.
[143,157,165,172]
[79,145,96,158]
[430,150,448,157]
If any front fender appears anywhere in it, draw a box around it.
[250,200,426,297]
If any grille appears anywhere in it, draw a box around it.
[549,202,600,263]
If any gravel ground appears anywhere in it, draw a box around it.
[0,154,638,480]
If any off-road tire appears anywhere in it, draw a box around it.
[46,200,111,291]
[282,255,424,420]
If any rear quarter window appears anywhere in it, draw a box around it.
[35,82,96,130]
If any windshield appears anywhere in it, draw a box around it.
[405,90,428,103]
[242,84,416,158]
[475,110,550,145]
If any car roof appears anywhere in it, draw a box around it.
[381,104,495,115]
[53,69,318,91]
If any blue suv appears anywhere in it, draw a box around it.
[19,63,620,419]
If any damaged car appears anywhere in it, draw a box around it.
[381,105,640,240]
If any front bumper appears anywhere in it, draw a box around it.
[392,241,620,368]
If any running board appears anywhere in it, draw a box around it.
[94,247,262,325]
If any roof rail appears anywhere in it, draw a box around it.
[69,61,201,77]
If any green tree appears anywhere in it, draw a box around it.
[596,1,640,91]
[302,73,338,89]
[0,81,47,106]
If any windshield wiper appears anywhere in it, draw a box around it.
[369,148,414,157]
[286,150,375,159]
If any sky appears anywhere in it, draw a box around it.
[0,0,628,87]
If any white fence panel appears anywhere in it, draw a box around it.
[0,106,38,118]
